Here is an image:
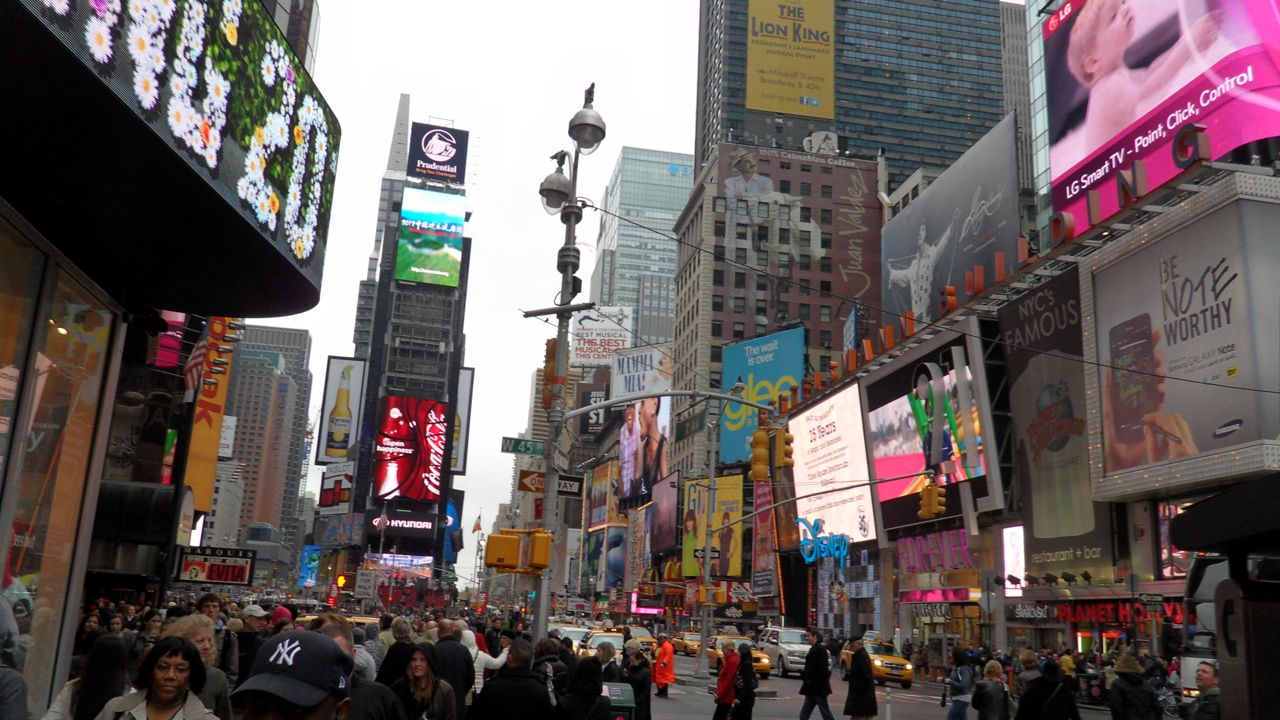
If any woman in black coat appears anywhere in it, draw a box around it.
[624,650,652,720]
[842,636,877,719]
[556,658,612,720]
[733,643,757,720]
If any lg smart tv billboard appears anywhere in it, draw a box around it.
[1045,1,1280,235]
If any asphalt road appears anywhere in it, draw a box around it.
[644,652,1114,720]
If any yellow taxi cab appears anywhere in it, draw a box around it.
[295,613,382,629]
[627,626,658,656]
[577,631,625,659]
[706,635,771,678]
[839,636,914,689]
[672,631,702,657]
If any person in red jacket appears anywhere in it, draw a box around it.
[714,638,739,720]
[653,634,676,698]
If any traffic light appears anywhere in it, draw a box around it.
[528,531,553,569]
[540,338,558,410]
[698,586,726,605]
[749,426,771,483]
[917,481,947,519]
[485,533,522,569]
[774,429,795,469]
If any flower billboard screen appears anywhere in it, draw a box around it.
[21,0,341,282]
[394,187,466,287]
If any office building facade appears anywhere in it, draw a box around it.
[590,148,694,345]
[224,350,297,540]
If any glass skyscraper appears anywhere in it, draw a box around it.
[590,147,695,344]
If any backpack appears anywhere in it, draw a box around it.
[733,665,759,691]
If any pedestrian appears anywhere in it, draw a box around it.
[713,638,739,720]
[471,639,553,720]
[380,614,398,648]
[946,646,977,720]
[229,631,354,720]
[596,642,622,683]
[1013,649,1040,702]
[1106,653,1161,720]
[799,627,835,720]
[533,638,570,698]
[364,622,387,669]
[376,617,418,687]
[733,642,758,720]
[624,643,651,720]
[842,633,876,720]
[467,629,508,696]
[96,636,218,720]
[73,615,102,657]
[234,605,268,690]
[555,658,611,720]
[390,644,456,720]
[433,619,475,720]
[972,660,1012,720]
[195,593,238,687]
[653,633,675,698]
[1013,658,1080,720]
[314,622,406,720]
[42,635,129,720]
[165,613,233,720]
[1179,661,1220,720]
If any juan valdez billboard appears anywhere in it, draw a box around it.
[1045,1,1280,236]
[373,395,448,502]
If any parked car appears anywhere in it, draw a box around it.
[706,635,771,678]
[839,636,914,689]
[759,626,813,678]
[672,631,701,656]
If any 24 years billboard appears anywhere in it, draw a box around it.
[1045,1,1280,235]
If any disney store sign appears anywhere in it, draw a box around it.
[797,517,849,565]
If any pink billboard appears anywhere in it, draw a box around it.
[1045,1,1280,236]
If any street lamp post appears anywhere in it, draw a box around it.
[532,84,606,641]
[692,403,721,679]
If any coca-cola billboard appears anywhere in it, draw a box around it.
[373,395,449,502]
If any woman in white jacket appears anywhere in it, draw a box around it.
[462,629,508,697]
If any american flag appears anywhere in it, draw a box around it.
[472,514,482,533]
[183,325,210,403]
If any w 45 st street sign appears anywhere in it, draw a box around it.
[501,436,544,455]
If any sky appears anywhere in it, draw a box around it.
[256,1,698,586]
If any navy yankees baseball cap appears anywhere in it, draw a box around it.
[231,630,353,707]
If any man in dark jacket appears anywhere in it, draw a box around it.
[471,638,554,720]
[624,648,652,720]
[432,618,475,719]
[1108,654,1161,720]
[235,604,268,689]
[842,634,877,720]
[799,627,835,720]
[316,623,407,720]
[1180,661,1220,720]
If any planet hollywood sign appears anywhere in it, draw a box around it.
[1053,600,1186,626]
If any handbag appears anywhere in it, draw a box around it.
[940,683,949,707]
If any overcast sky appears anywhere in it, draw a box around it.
[258,1,698,585]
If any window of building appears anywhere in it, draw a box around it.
[799,279,811,295]
[732,296,745,313]
[820,256,832,273]
[799,230,811,246]
[779,252,791,267]
[711,295,723,311]
[800,182,812,196]
[779,179,791,194]
[758,203,770,220]
[756,275,768,291]
[756,226,768,246]
[800,207,811,222]
[732,322,745,339]
[800,164,812,172]
[799,304,811,320]
[755,252,768,268]
[778,228,790,245]
[713,245,726,260]
[820,330,833,348]
[734,272,746,288]
[820,185,832,199]
[755,299,767,315]
[779,162,791,170]
[710,370,722,387]
[821,232,832,249]
[713,269,724,286]
[711,320,722,338]
[820,280,832,294]
[821,166,832,175]
[820,305,833,322]
[799,254,811,271]
[777,301,790,318]
[714,221,725,238]
[756,323,767,335]
[779,205,790,221]
[820,354,831,368]
[820,208,832,225]
[714,197,727,213]
[734,247,747,264]
[736,199,748,215]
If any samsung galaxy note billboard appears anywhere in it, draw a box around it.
[408,123,469,185]
[1045,1,1280,235]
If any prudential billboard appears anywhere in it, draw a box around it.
[719,327,805,463]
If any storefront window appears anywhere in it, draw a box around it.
[2,268,113,716]
[0,225,44,482]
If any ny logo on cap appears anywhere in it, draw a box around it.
[270,638,303,666]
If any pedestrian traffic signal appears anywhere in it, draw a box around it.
[749,426,771,483]
[336,574,348,589]
[774,429,795,469]
[528,531,552,569]
[485,533,522,569]
[540,338,558,410]
[917,481,947,519]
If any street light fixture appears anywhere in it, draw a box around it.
[530,83,606,642]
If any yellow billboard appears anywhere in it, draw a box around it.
[746,0,835,119]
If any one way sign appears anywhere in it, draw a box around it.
[516,470,584,497]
